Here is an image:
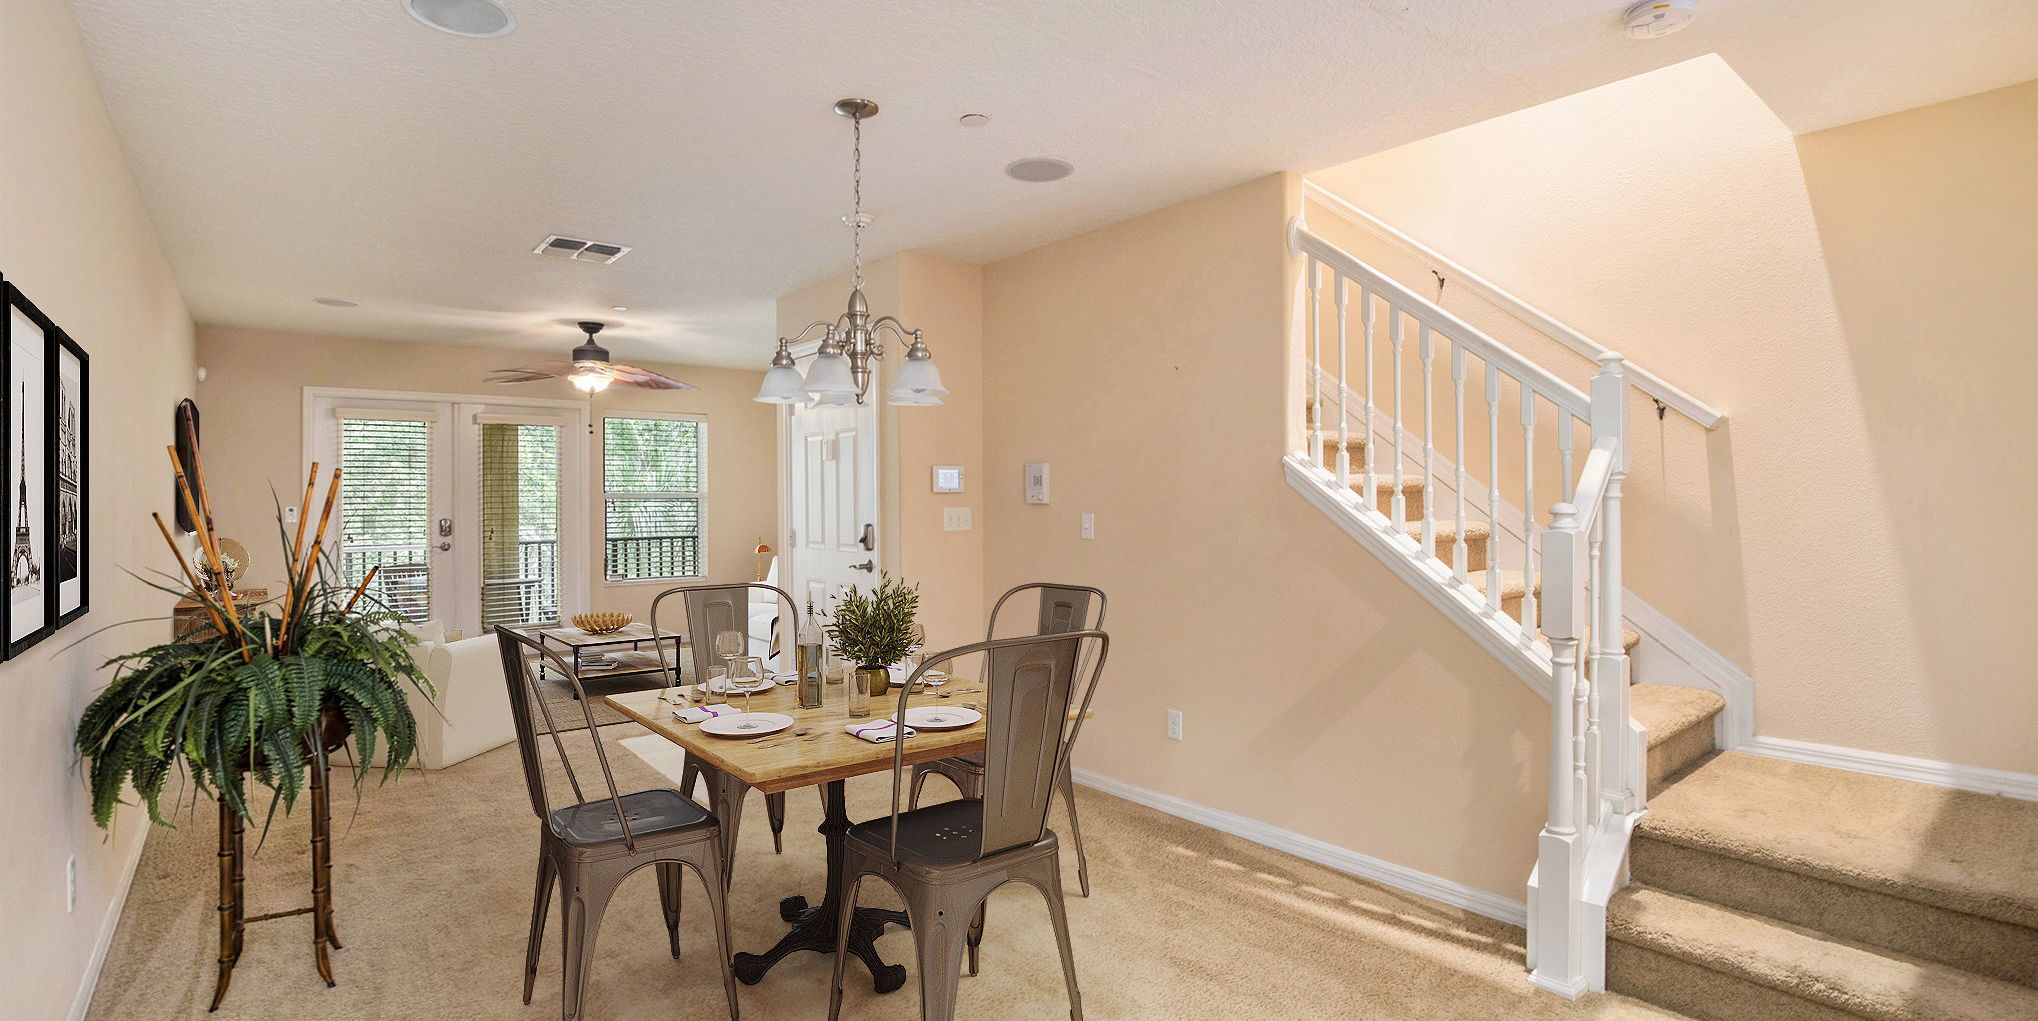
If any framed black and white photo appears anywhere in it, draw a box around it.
[54,331,87,627]
[3,281,53,655]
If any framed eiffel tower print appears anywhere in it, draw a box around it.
[3,279,55,657]
[53,331,87,629]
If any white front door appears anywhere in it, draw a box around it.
[783,391,880,615]
[307,391,588,636]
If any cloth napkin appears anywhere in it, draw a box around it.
[672,703,741,724]
[843,719,917,743]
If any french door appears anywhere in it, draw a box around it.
[306,391,588,636]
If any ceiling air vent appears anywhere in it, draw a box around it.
[533,235,633,264]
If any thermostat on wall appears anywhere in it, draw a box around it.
[1024,462,1050,504]
[932,465,965,493]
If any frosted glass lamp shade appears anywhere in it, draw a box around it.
[809,391,857,407]
[570,371,612,394]
[754,363,808,403]
[887,355,948,403]
[802,352,858,396]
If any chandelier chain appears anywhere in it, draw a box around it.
[851,111,864,291]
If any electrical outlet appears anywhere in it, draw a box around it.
[66,855,76,913]
[943,506,972,531]
[1166,709,1183,741]
[1080,512,1095,540]
[284,505,299,523]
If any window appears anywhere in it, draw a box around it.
[339,417,433,622]
[602,416,704,581]
[478,422,561,629]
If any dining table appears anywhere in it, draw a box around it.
[603,680,992,993]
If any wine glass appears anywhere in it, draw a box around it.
[905,622,928,686]
[714,629,745,701]
[730,656,765,712]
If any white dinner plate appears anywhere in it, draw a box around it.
[892,706,981,731]
[700,712,795,738]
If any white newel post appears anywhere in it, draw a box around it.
[1590,354,1633,813]
[1531,504,1590,997]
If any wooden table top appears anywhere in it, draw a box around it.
[604,684,988,795]
[530,621,682,649]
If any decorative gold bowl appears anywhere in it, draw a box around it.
[571,612,634,635]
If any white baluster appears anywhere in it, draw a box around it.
[1335,275,1351,490]
[1586,512,1604,828]
[1591,353,1633,814]
[1420,324,1436,561]
[1390,308,1406,529]
[1484,361,1501,614]
[1451,342,1468,584]
[1307,258,1322,467]
[1521,382,1538,636]
[1361,288,1377,515]
[1559,415,1576,505]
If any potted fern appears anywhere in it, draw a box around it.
[75,454,432,830]
[826,572,920,699]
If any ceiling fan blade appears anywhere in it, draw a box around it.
[485,361,578,384]
[604,364,696,390]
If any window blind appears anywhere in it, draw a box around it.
[478,423,561,630]
[339,417,432,622]
[602,417,704,581]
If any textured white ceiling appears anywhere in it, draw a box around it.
[65,0,2038,367]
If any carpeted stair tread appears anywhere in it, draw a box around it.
[1347,473,1427,493]
[1630,685,1723,752]
[1404,518,1491,541]
[1467,569,1530,600]
[1608,885,2038,1021]
[1639,752,2038,931]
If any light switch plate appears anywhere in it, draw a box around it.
[943,507,972,531]
[1080,513,1095,540]
[1024,462,1050,504]
[932,465,965,493]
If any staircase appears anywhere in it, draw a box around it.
[1610,743,2038,1019]
[1284,186,2038,1019]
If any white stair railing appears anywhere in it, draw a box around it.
[1287,208,1641,997]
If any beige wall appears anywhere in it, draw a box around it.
[981,174,1549,899]
[0,2,199,1016]
[1311,59,2038,774]
[774,254,987,651]
[193,327,777,625]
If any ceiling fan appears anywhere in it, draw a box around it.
[486,321,694,394]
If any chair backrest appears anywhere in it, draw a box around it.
[889,629,1110,862]
[495,627,642,849]
[647,582,798,685]
[986,583,1107,640]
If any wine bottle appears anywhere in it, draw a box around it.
[796,600,825,709]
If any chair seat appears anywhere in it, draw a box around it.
[847,799,1056,866]
[548,788,712,847]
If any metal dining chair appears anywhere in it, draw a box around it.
[496,628,739,1021]
[908,583,1106,897]
[828,629,1110,1021]
[650,582,799,867]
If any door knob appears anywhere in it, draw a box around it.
[850,560,875,572]
[859,523,876,551]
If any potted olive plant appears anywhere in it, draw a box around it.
[826,572,920,699]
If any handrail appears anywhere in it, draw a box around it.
[1292,220,1592,421]
[1565,440,1619,533]
[1300,181,1724,429]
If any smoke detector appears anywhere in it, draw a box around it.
[533,235,632,264]
[1624,0,1696,38]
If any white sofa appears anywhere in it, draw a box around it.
[403,620,517,770]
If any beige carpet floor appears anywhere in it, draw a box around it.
[86,727,1685,1020]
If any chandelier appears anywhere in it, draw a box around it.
[754,99,946,407]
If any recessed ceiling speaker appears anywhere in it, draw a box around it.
[1623,0,1695,39]
[404,0,516,39]
[1006,157,1075,183]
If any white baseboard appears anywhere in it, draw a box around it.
[1739,736,2038,802]
[1071,767,1528,928]
[69,824,151,1021]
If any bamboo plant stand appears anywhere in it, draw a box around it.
[210,750,340,1012]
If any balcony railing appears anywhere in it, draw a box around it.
[605,533,700,581]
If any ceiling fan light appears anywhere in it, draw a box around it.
[802,351,858,396]
[754,363,809,404]
[570,371,612,394]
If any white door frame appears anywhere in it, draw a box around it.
[303,386,591,635]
